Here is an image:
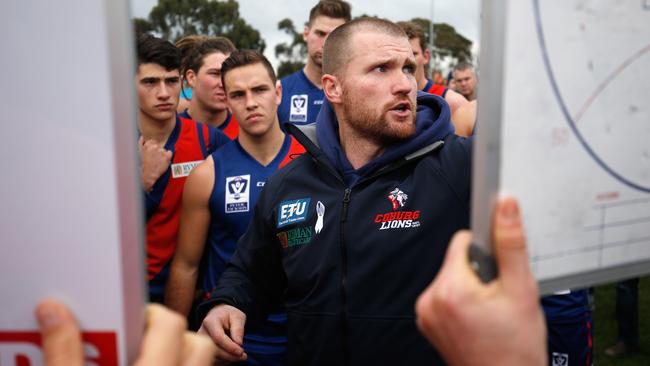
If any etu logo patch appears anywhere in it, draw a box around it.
[277,198,310,228]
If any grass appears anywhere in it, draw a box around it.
[593,276,650,365]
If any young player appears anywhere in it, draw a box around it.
[178,36,239,139]
[166,50,304,364]
[277,0,351,125]
[136,33,229,303]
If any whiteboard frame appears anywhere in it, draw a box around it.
[471,0,650,294]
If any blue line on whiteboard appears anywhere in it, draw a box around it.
[532,0,650,194]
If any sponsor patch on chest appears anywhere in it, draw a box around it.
[277,226,313,249]
[277,198,311,228]
[171,160,203,178]
[225,175,250,213]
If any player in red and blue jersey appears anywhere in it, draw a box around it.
[135,33,229,303]
[397,21,475,136]
[177,36,240,139]
[542,290,593,366]
[278,0,351,126]
[166,50,304,365]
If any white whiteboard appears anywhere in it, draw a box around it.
[0,0,144,364]
[472,0,650,293]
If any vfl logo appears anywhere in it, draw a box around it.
[277,198,311,228]
[388,188,408,210]
[551,352,569,366]
[292,96,306,110]
[228,176,248,200]
[225,175,250,213]
[289,94,308,123]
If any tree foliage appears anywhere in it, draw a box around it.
[140,0,265,52]
[274,18,306,78]
[410,18,472,65]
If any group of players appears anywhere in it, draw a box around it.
[136,1,592,365]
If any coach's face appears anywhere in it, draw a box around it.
[337,31,418,144]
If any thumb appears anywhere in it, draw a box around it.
[492,197,533,293]
[36,299,84,366]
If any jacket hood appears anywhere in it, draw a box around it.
[308,91,454,186]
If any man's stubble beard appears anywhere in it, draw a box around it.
[341,87,416,146]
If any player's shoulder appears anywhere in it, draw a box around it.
[281,69,307,90]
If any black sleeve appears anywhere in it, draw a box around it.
[197,192,287,325]
[439,134,473,210]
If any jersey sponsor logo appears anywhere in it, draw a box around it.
[551,352,569,366]
[0,331,118,365]
[374,187,421,230]
[277,226,313,249]
[277,198,310,227]
[225,175,250,213]
[314,99,324,105]
[171,160,203,178]
[256,181,265,187]
[290,94,308,122]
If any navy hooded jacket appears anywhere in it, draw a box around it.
[199,92,472,365]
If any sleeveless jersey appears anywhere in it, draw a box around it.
[203,134,304,347]
[145,116,226,301]
[179,109,239,140]
[278,69,324,125]
[422,79,448,98]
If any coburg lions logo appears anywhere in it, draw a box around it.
[387,188,408,210]
[374,187,421,230]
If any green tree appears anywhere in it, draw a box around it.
[144,0,265,52]
[410,18,472,65]
[275,18,306,79]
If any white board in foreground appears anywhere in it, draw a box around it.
[0,0,145,364]
[472,0,650,294]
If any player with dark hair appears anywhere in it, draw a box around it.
[199,18,471,365]
[178,36,239,139]
[135,33,229,303]
[277,0,351,125]
[166,50,304,365]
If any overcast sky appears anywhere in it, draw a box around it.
[130,0,481,70]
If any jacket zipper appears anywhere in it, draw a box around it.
[340,187,352,365]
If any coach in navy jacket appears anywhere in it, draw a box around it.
[199,18,472,365]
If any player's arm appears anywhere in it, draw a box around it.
[450,99,477,137]
[443,88,469,114]
[165,156,215,317]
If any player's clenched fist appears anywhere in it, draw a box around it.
[139,136,172,192]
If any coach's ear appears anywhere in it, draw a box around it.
[322,74,342,105]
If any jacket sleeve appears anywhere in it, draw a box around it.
[197,190,286,325]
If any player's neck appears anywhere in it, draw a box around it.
[303,61,323,89]
[238,120,286,166]
[416,73,428,90]
[187,104,228,129]
[338,118,385,170]
[138,113,176,145]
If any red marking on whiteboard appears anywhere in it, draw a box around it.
[0,331,118,366]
